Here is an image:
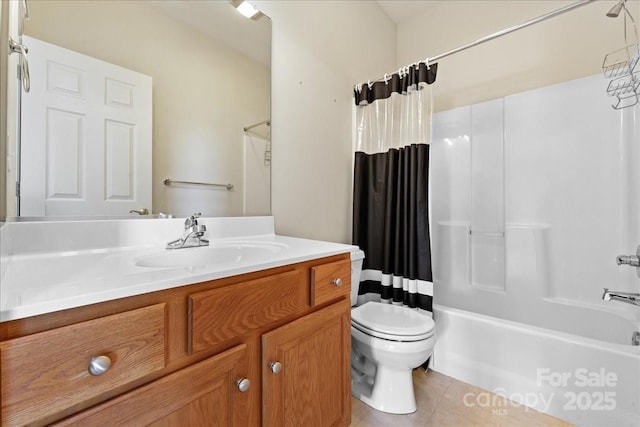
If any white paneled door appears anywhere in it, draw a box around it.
[20,36,152,216]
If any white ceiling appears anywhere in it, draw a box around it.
[376,0,436,24]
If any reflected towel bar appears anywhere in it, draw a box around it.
[243,119,270,132]
[163,179,233,190]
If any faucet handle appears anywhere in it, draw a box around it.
[616,245,640,278]
[184,212,202,228]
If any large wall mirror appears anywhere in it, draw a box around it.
[12,0,270,219]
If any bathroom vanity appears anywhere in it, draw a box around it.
[0,217,354,426]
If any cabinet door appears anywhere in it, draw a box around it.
[262,299,351,427]
[55,344,249,426]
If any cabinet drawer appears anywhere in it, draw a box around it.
[310,258,351,306]
[53,344,248,426]
[189,270,305,353]
[1,303,166,426]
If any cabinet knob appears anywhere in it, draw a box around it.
[88,355,112,376]
[270,361,282,374]
[332,278,343,287]
[236,378,251,392]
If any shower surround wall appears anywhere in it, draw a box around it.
[431,73,640,426]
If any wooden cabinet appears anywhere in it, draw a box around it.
[0,253,352,426]
[189,269,306,353]
[0,303,166,426]
[53,344,248,426]
[310,258,351,307]
[262,299,351,427]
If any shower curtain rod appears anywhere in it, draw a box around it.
[361,0,597,86]
[243,119,271,132]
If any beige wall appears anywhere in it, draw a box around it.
[258,0,633,244]
[255,1,397,243]
[397,0,640,112]
[24,0,270,217]
[18,1,622,243]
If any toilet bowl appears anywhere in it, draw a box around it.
[349,249,435,414]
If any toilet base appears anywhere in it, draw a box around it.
[352,366,417,414]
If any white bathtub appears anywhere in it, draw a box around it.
[431,304,640,427]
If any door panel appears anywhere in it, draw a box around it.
[262,299,351,427]
[20,36,152,216]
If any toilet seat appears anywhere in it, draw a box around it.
[351,302,435,342]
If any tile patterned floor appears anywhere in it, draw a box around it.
[350,369,574,427]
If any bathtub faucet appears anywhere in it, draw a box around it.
[602,288,640,307]
[616,246,640,267]
[616,254,640,266]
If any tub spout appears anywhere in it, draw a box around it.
[602,288,640,306]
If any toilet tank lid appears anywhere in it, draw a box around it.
[350,248,365,261]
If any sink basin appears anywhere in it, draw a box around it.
[134,241,287,269]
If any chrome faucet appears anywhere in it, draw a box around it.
[166,213,209,249]
[616,254,640,266]
[602,288,640,307]
[616,245,640,269]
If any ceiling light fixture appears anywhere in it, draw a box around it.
[235,1,260,19]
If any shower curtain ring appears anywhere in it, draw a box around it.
[383,73,389,85]
[367,80,373,90]
[425,58,430,70]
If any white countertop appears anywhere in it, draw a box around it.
[0,217,357,322]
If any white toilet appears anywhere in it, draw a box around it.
[349,249,435,414]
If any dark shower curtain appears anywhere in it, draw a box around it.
[352,62,437,313]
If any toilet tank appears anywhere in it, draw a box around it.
[350,249,365,306]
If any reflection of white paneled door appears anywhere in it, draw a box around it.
[20,36,152,216]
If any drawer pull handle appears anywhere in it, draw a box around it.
[88,355,112,376]
[270,361,282,374]
[236,378,251,392]
[332,278,343,287]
